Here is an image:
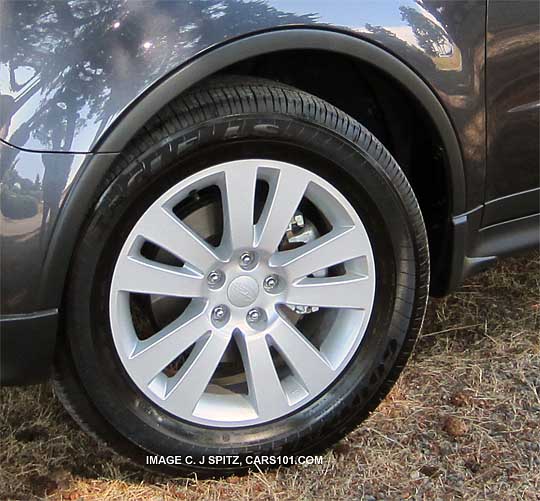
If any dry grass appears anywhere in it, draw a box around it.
[1,253,539,500]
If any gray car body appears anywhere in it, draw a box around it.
[1,0,539,383]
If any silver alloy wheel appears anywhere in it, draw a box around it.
[109,159,375,426]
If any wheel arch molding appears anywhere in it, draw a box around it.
[38,27,466,313]
[94,28,466,214]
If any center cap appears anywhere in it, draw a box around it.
[227,276,259,307]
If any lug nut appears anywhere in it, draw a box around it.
[212,305,228,321]
[263,275,279,291]
[239,251,256,268]
[207,270,224,286]
[246,308,263,324]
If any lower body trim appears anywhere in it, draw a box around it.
[0,310,58,385]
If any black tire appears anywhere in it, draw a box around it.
[54,76,429,476]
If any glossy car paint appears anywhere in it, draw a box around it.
[1,1,484,156]
[484,0,540,225]
[1,0,487,315]
[0,141,88,314]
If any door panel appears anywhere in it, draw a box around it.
[484,0,540,226]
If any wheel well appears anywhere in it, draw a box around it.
[219,50,450,293]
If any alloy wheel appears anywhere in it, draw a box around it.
[109,159,376,426]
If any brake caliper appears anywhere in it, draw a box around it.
[282,212,322,315]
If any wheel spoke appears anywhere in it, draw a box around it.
[137,207,219,272]
[287,274,373,310]
[255,168,310,253]
[166,330,231,414]
[269,315,334,392]
[221,161,258,250]
[271,226,370,280]
[114,255,204,297]
[126,304,209,385]
[235,332,289,418]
